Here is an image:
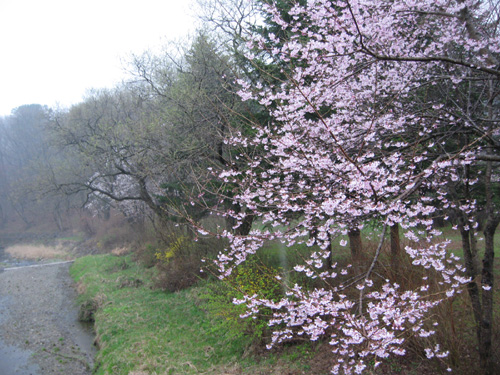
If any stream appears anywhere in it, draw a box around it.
[0,246,96,374]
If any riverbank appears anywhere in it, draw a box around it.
[71,254,327,375]
[0,261,96,374]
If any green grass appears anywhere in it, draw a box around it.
[70,254,323,375]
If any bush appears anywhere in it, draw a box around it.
[149,229,227,292]
[134,243,160,268]
[154,255,205,292]
[155,234,191,262]
[202,256,284,343]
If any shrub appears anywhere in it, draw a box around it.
[134,243,159,268]
[151,230,227,292]
[202,256,284,343]
[154,235,191,262]
[154,255,205,292]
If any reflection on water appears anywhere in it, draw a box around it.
[0,342,40,375]
[0,262,96,374]
[0,295,39,375]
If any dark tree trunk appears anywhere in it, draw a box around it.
[348,228,363,267]
[236,213,254,236]
[480,216,498,375]
[476,158,499,375]
[470,225,481,276]
[53,208,64,231]
[459,217,483,348]
[390,224,401,278]
[226,201,254,236]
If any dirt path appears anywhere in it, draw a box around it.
[0,262,96,374]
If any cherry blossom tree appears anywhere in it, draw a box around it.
[214,1,500,373]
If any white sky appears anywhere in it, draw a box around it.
[0,0,197,116]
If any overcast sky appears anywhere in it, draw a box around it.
[0,0,197,116]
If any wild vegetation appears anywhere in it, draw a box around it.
[71,253,333,375]
[1,0,500,374]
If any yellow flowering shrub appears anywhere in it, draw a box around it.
[155,235,190,263]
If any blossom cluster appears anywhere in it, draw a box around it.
[215,1,499,373]
[86,172,159,220]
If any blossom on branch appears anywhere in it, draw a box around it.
[215,0,499,373]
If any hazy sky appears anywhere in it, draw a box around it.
[0,0,197,116]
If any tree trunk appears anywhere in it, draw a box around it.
[348,228,363,268]
[227,201,254,236]
[390,224,401,278]
[53,208,64,231]
[470,225,481,276]
[459,217,483,347]
[480,216,498,375]
[477,157,498,375]
[236,213,254,236]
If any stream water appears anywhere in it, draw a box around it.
[0,295,40,375]
[0,246,96,374]
[0,246,36,269]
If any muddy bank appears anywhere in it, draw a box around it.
[0,262,96,374]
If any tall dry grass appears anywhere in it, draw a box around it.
[5,244,69,260]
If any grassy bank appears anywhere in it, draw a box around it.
[70,254,323,375]
[69,224,500,375]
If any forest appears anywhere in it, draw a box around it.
[1,1,500,374]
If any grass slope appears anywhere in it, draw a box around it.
[70,254,321,375]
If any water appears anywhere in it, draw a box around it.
[0,343,40,375]
[0,256,96,374]
[0,296,40,375]
[0,246,36,269]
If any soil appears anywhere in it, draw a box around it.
[0,257,96,374]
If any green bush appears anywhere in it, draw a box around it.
[133,242,159,268]
[155,235,191,262]
[154,255,205,292]
[202,257,284,343]
[151,231,227,293]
